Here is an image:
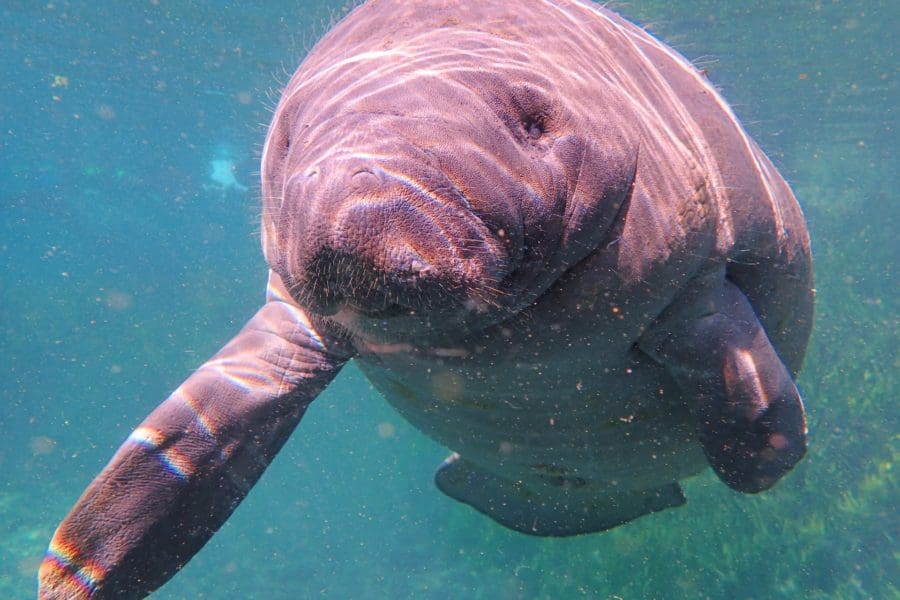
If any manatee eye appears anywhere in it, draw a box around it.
[263,102,299,188]
[275,120,291,162]
[263,125,289,187]
[522,114,546,140]
[270,92,306,165]
[508,83,554,146]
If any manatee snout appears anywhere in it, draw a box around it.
[277,161,510,331]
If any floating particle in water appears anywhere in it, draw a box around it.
[377,422,396,439]
[29,436,57,456]
[95,103,116,121]
[208,158,248,193]
[104,289,133,311]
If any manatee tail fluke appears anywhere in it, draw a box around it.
[435,454,685,536]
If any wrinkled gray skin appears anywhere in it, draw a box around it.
[40,1,813,597]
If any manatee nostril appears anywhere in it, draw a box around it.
[410,258,433,277]
[351,168,380,190]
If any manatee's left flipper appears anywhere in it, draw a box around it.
[640,274,807,493]
[39,273,353,599]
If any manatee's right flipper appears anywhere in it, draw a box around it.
[38,272,353,599]
[641,274,807,493]
[435,454,685,536]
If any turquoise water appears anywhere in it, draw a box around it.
[1,1,895,597]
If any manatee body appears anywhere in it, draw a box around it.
[40,1,813,597]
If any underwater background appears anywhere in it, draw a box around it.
[1,0,895,597]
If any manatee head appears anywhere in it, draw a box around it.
[260,49,636,344]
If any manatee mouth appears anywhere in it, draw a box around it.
[354,302,409,319]
[298,240,492,321]
[300,245,443,317]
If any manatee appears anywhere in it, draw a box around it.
[39,0,813,597]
